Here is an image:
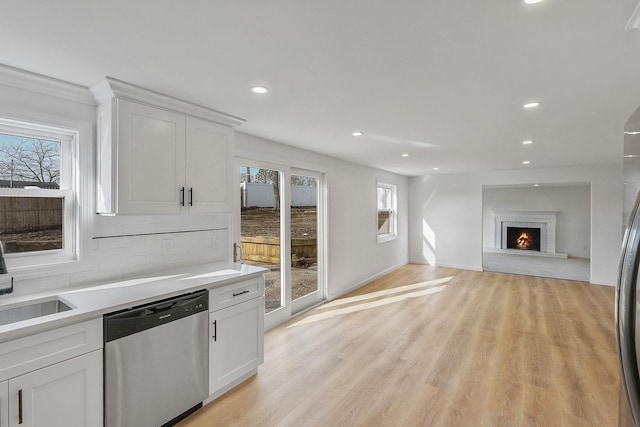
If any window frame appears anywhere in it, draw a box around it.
[0,118,79,270]
[377,181,397,244]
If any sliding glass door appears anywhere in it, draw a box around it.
[239,166,283,314]
[290,171,324,312]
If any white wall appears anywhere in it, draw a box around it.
[235,132,409,300]
[409,164,623,285]
[482,185,591,258]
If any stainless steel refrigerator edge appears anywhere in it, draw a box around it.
[617,191,640,427]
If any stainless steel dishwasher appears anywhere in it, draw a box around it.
[104,289,209,427]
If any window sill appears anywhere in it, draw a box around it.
[377,234,397,244]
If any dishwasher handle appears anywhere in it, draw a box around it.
[148,301,177,313]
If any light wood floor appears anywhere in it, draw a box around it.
[178,264,618,427]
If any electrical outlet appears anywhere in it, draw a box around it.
[162,238,173,255]
[212,235,221,249]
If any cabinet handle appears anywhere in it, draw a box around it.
[180,187,185,206]
[212,320,217,341]
[189,187,193,206]
[233,290,250,297]
[18,389,23,424]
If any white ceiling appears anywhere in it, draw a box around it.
[3,0,640,176]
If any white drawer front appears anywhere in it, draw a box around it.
[209,278,264,312]
[0,318,102,381]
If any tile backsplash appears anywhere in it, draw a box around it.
[83,212,231,282]
[9,212,232,297]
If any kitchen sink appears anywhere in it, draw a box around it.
[0,297,73,327]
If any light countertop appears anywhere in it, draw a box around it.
[0,262,267,343]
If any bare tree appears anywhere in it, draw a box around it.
[0,137,60,186]
[255,169,281,210]
[291,175,317,187]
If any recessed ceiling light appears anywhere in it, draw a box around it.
[523,101,541,108]
[534,184,539,187]
[625,131,640,135]
[524,0,544,4]
[352,131,363,137]
[522,160,531,165]
[522,140,534,145]
[625,154,639,158]
[250,86,269,94]
[433,167,439,171]
[401,153,409,157]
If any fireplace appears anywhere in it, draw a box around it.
[506,227,541,251]
[493,210,558,254]
[489,211,567,258]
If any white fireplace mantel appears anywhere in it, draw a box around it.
[493,210,558,254]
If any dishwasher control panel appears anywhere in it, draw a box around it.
[104,289,209,342]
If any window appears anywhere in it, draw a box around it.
[377,182,397,243]
[0,119,77,269]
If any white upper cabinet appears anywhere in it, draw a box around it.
[91,77,244,214]
[185,117,234,211]
[115,99,186,213]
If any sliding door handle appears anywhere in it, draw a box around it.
[233,243,243,263]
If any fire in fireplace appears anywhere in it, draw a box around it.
[506,227,541,251]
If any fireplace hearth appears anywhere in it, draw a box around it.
[506,227,541,251]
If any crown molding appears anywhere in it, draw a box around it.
[0,64,95,105]
[90,77,245,128]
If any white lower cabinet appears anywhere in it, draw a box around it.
[6,350,102,427]
[209,292,264,395]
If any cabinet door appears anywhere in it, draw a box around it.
[210,296,265,394]
[8,350,102,427]
[117,99,187,213]
[186,117,233,212]
[0,381,7,427]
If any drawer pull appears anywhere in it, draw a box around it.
[232,290,250,297]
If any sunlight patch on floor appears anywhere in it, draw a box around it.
[319,276,453,310]
[287,281,450,328]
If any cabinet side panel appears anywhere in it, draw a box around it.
[96,102,114,213]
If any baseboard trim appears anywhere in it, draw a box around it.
[327,262,408,302]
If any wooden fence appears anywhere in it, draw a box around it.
[0,197,63,233]
[241,236,317,266]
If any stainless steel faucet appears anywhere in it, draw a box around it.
[0,241,14,295]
